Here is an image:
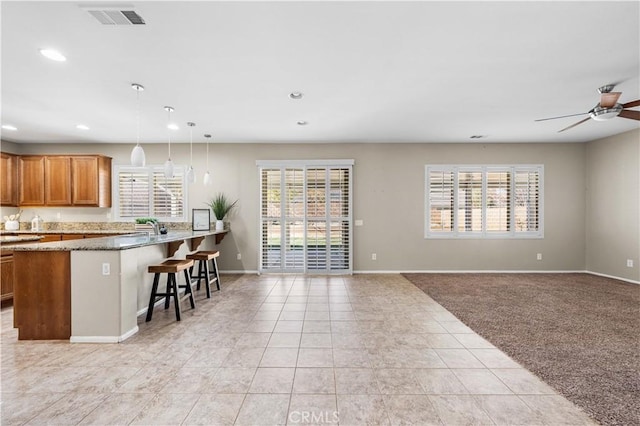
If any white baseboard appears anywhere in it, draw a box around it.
[585,270,639,285]
[354,269,585,274]
[70,326,139,343]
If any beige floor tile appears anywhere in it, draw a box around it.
[261,347,299,367]
[78,392,154,425]
[187,347,232,367]
[222,346,265,368]
[453,369,513,395]
[235,393,290,425]
[435,348,485,368]
[375,369,425,394]
[298,348,334,367]
[423,333,465,349]
[337,394,390,425]
[331,333,365,348]
[306,302,330,311]
[453,333,496,349]
[470,349,521,369]
[439,321,475,334]
[116,366,180,393]
[300,332,332,348]
[428,395,494,425]
[292,368,336,394]
[330,321,360,333]
[275,320,305,333]
[335,368,380,394]
[72,366,140,393]
[249,367,296,394]
[160,367,218,393]
[129,393,198,425]
[383,394,442,426]
[287,394,338,425]
[519,395,597,425]
[269,332,302,348]
[491,368,556,394]
[474,394,544,425]
[283,303,307,312]
[245,320,277,332]
[333,348,371,368]
[415,369,469,394]
[303,320,332,333]
[0,393,66,425]
[304,310,331,321]
[235,332,272,347]
[183,393,245,425]
[210,367,256,393]
[280,311,307,320]
[25,392,108,425]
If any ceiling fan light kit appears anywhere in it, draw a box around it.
[536,84,640,132]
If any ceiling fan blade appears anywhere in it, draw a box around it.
[600,92,622,108]
[534,112,587,122]
[622,99,640,108]
[619,109,640,121]
[558,117,591,133]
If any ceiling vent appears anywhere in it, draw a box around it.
[84,6,145,25]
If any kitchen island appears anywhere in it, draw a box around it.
[9,229,227,342]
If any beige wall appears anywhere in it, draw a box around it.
[9,140,591,273]
[586,129,640,282]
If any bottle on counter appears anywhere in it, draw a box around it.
[31,214,43,232]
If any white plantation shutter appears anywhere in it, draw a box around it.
[258,160,353,273]
[426,165,543,238]
[114,165,187,221]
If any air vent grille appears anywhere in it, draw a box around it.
[87,9,145,25]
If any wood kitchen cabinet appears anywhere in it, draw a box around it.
[18,155,46,205]
[45,156,72,205]
[17,155,112,207]
[1,250,14,303]
[1,152,18,206]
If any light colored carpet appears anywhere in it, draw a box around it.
[403,272,640,426]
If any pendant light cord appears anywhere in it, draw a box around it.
[167,108,172,159]
[136,88,140,145]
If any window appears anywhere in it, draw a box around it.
[258,160,353,273]
[425,165,543,238]
[114,165,187,222]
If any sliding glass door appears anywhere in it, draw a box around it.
[259,161,353,274]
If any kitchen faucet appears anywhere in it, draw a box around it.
[146,221,160,235]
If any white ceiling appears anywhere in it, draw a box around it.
[1,1,639,145]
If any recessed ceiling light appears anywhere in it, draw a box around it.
[76,124,89,130]
[297,121,308,126]
[1,124,17,131]
[289,92,303,100]
[39,49,66,62]
[167,123,179,131]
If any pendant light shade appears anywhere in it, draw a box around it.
[164,106,175,178]
[186,122,196,183]
[203,133,212,185]
[130,83,146,166]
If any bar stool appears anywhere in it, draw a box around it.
[186,250,221,298]
[146,259,195,322]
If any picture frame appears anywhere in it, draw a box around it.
[192,209,211,231]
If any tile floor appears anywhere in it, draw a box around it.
[1,274,595,425]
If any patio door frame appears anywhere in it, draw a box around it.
[257,159,354,274]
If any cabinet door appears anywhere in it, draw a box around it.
[1,252,14,302]
[39,234,63,242]
[1,153,18,206]
[72,157,99,206]
[18,156,45,206]
[45,157,72,206]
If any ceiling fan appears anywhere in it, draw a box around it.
[535,84,640,133]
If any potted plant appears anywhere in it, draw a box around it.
[206,193,237,231]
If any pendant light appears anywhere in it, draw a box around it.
[130,83,146,166]
[186,122,196,183]
[203,133,212,185]
[163,106,175,178]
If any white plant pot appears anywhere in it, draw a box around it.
[215,220,224,231]
[4,220,19,231]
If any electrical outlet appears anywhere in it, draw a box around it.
[371,253,377,261]
[237,253,242,260]
[536,253,542,261]
[56,212,61,220]
[102,263,110,275]
[627,259,634,268]
[355,220,364,226]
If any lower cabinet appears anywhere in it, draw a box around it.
[1,251,14,302]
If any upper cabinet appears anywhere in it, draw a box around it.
[17,155,112,208]
[1,152,19,206]
[18,155,46,206]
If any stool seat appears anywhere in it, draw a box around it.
[145,258,195,322]
[186,250,221,297]
[186,250,219,261]
[148,259,194,274]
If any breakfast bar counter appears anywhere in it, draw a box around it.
[10,230,227,342]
